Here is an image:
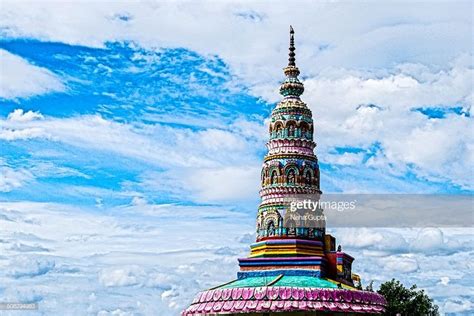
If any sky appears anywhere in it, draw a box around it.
[0,1,473,315]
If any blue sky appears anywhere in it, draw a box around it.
[0,1,473,315]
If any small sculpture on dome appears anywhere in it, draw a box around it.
[287,169,295,185]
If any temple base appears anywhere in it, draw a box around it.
[182,283,386,315]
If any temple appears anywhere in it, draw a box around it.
[183,27,386,315]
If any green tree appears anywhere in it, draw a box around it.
[377,279,439,316]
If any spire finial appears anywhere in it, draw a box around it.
[281,25,303,97]
[288,25,296,66]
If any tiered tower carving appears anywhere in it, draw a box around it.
[183,26,387,316]
[257,25,322,241]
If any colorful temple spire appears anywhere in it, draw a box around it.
[183,27,386,315]
[251,25,323,266]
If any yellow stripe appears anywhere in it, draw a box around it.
[249,250,324,257]
[251,245,323,251]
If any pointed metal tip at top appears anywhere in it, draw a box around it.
[287,25,296,67]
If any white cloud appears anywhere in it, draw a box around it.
[0,112,262,168]
[0,3,471,193]
[98,309,134,316]
[0,166,33,192]
[409,227,463,255]
[411,228,444,251]
[442,297,473,314]
[438,276,450,286]
[185,166,261,202]
[304,57,473,190]
[1,202,473,315]
[99,266,142,287]
[0,159,90,193]
[0,201,250,315]
[0,110,264,203]
[0,127,46,140]
[381,256,419,273]
[335,227,469,258]
[9,242,50,252]
[7,109,44,122]
[0,49,65,99]
[325,152,364,166]
[336,227,474,314]
[198,128,247,151]
[334,228,409,256]
[6,256,55,278]
[0,1,471,89]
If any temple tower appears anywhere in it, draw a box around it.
[183,27,386,316]
[250,25,324,264]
